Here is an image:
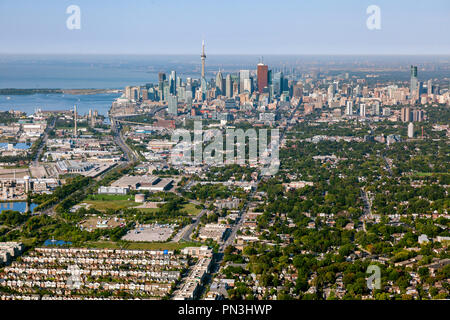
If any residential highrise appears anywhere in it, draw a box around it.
[413,109,424,122]
[125,86,132,100]
[427,79,433,95]
[373,102,380,115]
[327,84,334,100]
[168,94,178,115]
[360,104,366,118]
[346,100,353,116]
[293,82,303,98]
[401,107,412,122]
[408,122,414,138]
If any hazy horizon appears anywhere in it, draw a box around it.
[1,0,449,55]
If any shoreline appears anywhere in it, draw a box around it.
[0,88,122,96]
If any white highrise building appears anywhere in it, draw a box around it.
[346,100,353,116]
[239,70,250,93]
[360,103,366,118]
[408,122,414,138]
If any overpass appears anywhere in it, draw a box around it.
[110,106,166,127]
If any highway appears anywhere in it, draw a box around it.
[110,106,166,162]
[32,117,56,166]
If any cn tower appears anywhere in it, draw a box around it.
[201,40,206,78]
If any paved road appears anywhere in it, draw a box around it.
[360,188,372,232]
[111,120,138,162]
[382,156,393,176]
[180,208,207,242]
[110,106,165,162]
[217,102,300,254]
[195,102,302,299]
[33,117,56,166]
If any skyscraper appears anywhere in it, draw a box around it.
[243,78,252,93]
[158,72,166,83]
[410,65,418,97]
[216,70,224,95]
[373,101,380,115]
[168,94,178,115]
[413,109,424,122]
[346,100,353,116]
[427,79,433,95]
[125,86,132,100]
[401,107,412,122]
[272,72,283,97]
[158,72,166,101]
[360,103,366,118]
[327,84,334,100]
[225,74,232,98]
[169,71,177,95]
[239,70,250,93]
[257,63,268,93]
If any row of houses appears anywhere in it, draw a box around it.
[0,247,191,300]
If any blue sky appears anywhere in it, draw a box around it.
[0,0,449,54]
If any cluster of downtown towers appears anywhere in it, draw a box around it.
[133,44,290,115]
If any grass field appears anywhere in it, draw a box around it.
[83,196,201,215]
[85,240,201,250]
[413,172,449,177]
[181,203,202,216]
[84,199,138,211]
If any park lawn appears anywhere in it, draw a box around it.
[85,240,201,250]
[413,172,449,177]
[82,196,201,214]
[138,208,160,213]
[182,203,201,216]
[84,199,139,211]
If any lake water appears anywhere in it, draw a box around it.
[0,202,37,213]
[0,92,121,116]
